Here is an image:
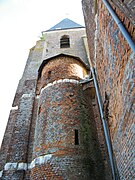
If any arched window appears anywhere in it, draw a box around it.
[60,35,70,48]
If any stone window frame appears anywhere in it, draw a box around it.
[60,35,70,48]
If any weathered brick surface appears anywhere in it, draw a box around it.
[6,95,34,162]
[109,0,135,26]
[30,155,96,180]
[83,84,112,180]
[0,36,44,179]
[2,170,25,180]
[82,0,96,65]
[107,0,135,40]
[37,56,88,93]
[0,110,18,170]
[82,0,135,179]
[30,162,63,179]
[31,56,106,179]
[0,22,112,179]
[27,97,39,163]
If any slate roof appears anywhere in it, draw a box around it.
[47,18,84,31]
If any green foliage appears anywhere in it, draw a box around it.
[40,34,46,41]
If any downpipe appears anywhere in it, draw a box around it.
[91,67,117,180]
[102,0,135,53]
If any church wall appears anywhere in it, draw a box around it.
[0,38,44,179]
[0,110,18,171]
[38,56,88,92]
[30,56,106,179]
[0,16,120,178]
[42,28,89,67]
[0,25,91,178]
[82,0,135,179]
[110,0,135,26]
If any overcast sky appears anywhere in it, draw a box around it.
[0,0,85,146]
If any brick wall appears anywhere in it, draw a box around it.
[108,0,135,40]
[109,0,135,26]
[31,55,106,179]
[0,19,117,179]
[82,0,96,64]
[37,55,88,92]
[83,84,112,179]
[82,0,135,179]
[0,110,18,171]
[0,38,44,179]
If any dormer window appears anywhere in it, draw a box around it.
[60,35,70,48]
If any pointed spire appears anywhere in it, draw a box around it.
[47,18,84,31]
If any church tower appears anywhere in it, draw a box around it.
[0,19,112,179]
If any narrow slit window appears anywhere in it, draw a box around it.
[75,129,79,145]
[38,106,41,115]
[48,71,51,79]
[60,35,70,48]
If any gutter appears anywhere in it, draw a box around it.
[102,0,135,53]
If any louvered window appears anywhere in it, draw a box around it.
[60,35,70,48]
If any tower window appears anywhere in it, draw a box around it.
[38,106,41,115]
[60,35,70,48]
[75,129,79,145]
[48,71,51,79]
